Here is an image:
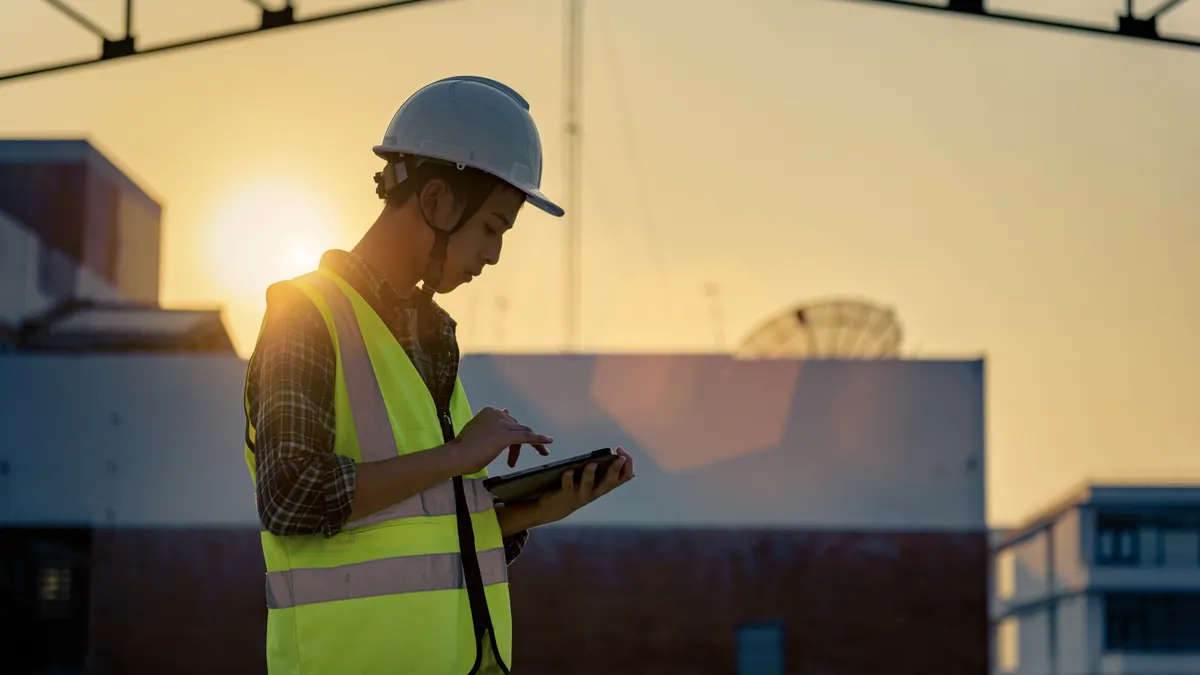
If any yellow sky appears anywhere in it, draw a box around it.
[2,0,1199,525]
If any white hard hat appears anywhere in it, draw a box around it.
[373,76,564,218]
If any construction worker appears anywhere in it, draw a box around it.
[242,76,635,675]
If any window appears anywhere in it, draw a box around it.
[1,527,92,673]
[1160,525,1199,567]
[1097,511,1200,567]
[1097,515,1141,565]
[37,566,73,619]
[996,617,1020,672]
[737,623,785,675]
[1105,592,1200,652]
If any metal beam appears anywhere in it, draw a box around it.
[1,0,446,84]
[831,0,1200,51]
[1148,0,1190,19]
[42,0,111,40]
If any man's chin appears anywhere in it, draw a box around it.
[432,278,464,294]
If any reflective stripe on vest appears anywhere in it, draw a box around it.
[265,272,507,611]
[266,547,509,610]
[256,477,496,533]
[344,477,495,530]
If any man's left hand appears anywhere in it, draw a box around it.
[534,446,635,525]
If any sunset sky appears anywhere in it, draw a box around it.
[1,0,1198,526]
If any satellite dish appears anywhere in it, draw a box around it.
[736,298,902,359]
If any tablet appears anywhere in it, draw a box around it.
[482,448,619,504]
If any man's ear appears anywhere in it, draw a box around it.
[418,179,447,222]
[418,178,466,231]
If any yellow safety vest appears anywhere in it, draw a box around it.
[243,268,513,675]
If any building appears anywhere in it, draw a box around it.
[0,140,231,353]
[1,139,991,675]
[1,353,990,675]
[0,139,162,308]
[992,484,1200,675]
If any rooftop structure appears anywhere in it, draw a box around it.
[992,483,1200,675]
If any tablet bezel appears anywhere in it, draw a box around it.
[482,448,618,504]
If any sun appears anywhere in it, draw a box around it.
[207,180,339,299]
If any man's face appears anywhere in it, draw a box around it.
[436,184,525,293]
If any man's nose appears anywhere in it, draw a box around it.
[484,242,502,266]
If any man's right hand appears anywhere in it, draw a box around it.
[449,407,553,475]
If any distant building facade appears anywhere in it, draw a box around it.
[992,484,1200,675]
[0,139,161,308]
[0,140,231,353]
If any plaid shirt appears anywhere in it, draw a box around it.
[244,249,528,564]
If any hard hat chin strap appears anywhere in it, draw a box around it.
[419,228,451,293]
[417,187,485,294]
[375,155,490,294]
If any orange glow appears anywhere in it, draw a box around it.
[206,181,337,299]
[590,356,802,473]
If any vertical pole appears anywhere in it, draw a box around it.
[495,296,509,349]
[125,0,133,38]
[705,283,725,351]
[564,0,583,352]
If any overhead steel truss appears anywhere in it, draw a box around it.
[5,0,1196,86]
[833,0,1200,50]
[0,0,444,84]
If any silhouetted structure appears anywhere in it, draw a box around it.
[0,139,233,354]
[0,1,445,84]
[992,484,1200,675]
[837,0,1200,50]
[737,298,903,359]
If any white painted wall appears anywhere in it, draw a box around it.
[993,493,1200,675]
[1053,508,1089,591]
[466,355,986,530]
[0,354,985,533]
[1004,531,1052,607]
[0,210,41,325]
[0,210,125,326]
[1056,594,1090,675]
[998,591,1200,675]
[1014,609,1051,675]
[0,354,254,527]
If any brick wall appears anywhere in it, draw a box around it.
[87,529,267,675]
[83,527,987,675]
[508,528,988,675]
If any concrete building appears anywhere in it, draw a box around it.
[1,353,989,675]
[0,139,162,309]
[1,139,991,675]
[992,484,1200,675]
[0,140,231,353]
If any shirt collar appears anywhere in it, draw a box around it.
[317,249,456,328]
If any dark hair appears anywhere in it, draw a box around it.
[381,158,503,227]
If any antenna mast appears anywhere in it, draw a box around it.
[704,283,726,350]
[494,295,510,348]
[563,0,584,352]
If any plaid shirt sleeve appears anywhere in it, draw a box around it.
[248,283,357,539]
[503,523,529,564]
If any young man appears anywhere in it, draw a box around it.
[242,76,634,675]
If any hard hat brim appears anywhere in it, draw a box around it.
[521,186,565,218]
